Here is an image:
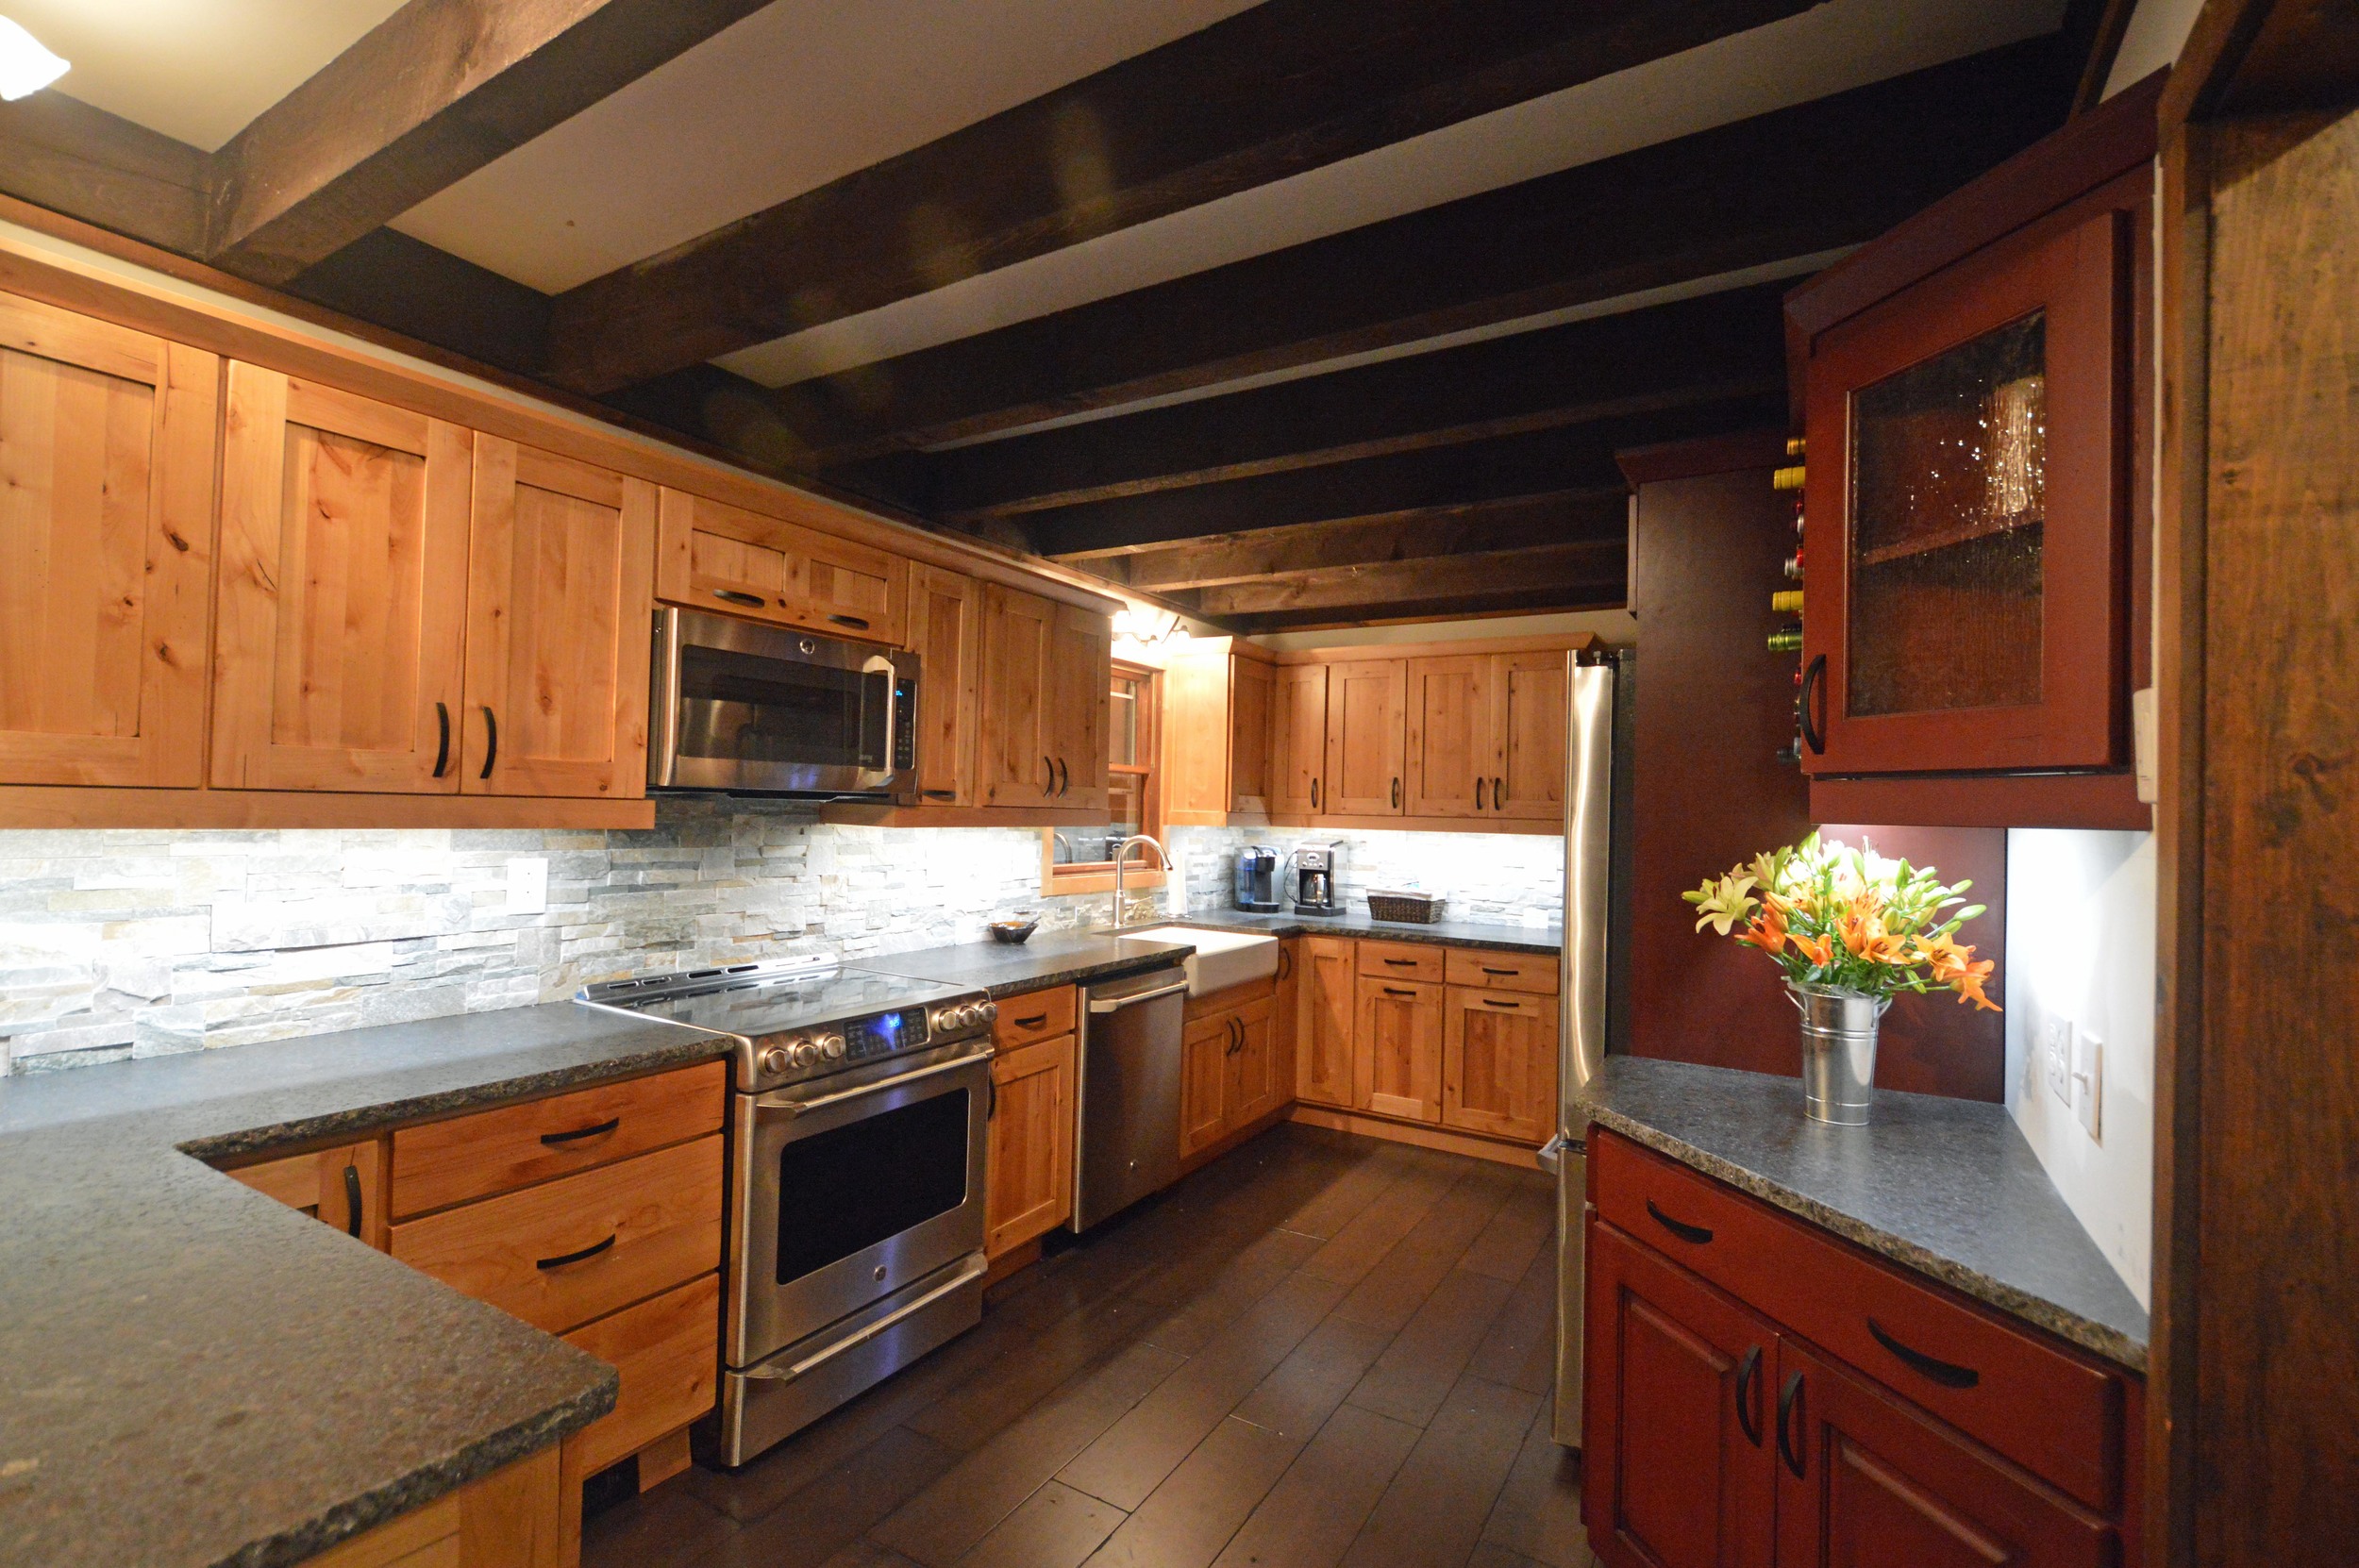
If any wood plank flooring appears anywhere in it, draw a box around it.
[584,1125,1593,1568]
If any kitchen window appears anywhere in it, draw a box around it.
[1042,660,1163,892]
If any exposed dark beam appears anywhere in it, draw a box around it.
[1023,394,1780,557]
[1071,490,1628,590]
[1184,538,1628,616]
[206,0,776,284]
[1216,586,1628,637]
[739,36,2074,468]
[542,0,1824,395]
[0,92,208,253]
[856,280,1791,524]
[286,228,552,376]
[2067,0,2142,113]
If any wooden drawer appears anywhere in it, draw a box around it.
[391,1134,724,1335]
[562,1272,720,1476]
[1444,946,1559,994]
[1592,1129,2126,1511]
[391,1061,726,1219]
[995,985,1076,1050]
[1357,941,1444,982]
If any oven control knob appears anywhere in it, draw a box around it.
[819,1033,845,1060]
[759,1044,791,1076]
[962,1003,988,1029]
[789,1039,819,1068]
[979,1000,998,1025]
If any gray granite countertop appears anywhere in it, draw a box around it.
[861,929,1197,997]
[1162,908,1564,955]
[1580,1056,2150,1370]
[0,1002,736,1568]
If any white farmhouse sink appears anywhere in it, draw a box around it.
[1128,926,1279,997]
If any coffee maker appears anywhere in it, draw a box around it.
[1290,842,1345,916]
[1233,844,1281,912]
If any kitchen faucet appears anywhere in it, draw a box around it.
[1111,834,1169,930]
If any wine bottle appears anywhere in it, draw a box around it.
[1766,625,1803,654]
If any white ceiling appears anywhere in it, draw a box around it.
[391,0,1263,293]
[8,0,404,150]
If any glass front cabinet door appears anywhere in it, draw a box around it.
[1800,208,2130,779]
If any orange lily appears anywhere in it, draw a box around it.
[1790,931,1834,968]
[1736,905,1787,955]
[1948,955,2000,1011]
[1838,905,1904,964]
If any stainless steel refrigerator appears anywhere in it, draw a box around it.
[1548,647,1631,1448]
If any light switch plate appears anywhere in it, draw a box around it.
[506,857,548,916]
[2073,1031,2103,1141]
[2043,1013,2074,1109]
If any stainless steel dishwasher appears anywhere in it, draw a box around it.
[1072,965,1190,1230]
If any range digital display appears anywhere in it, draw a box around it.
[846,1008,928,1060]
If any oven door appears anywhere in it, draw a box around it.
[651,606,918,797]
[728,1040,991,1369]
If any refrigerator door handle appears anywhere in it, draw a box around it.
[1536,1132,1568,1176]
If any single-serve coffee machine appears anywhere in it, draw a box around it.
[1233,844,1281,912]
[1290,842,1346,916]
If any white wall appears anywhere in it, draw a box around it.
[2103,0,2207,98]
[2002,829,2155,1307]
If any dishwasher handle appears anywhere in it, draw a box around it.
[1088,977,1190,1013]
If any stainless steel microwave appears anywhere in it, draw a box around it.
[648,607,918,799]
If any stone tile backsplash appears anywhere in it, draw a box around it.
[0,801,1139,1075]
[1168,826,1563,926]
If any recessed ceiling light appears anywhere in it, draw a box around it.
[0,16,68,102]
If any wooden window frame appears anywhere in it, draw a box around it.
[1041,659,1165,894]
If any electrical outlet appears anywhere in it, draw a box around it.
[2043,1013,2074,1109]
[2072,1031,2103,1141]
[506,857,548,916]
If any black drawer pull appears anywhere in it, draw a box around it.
[540,1116,621,1146]
[343,1164,363,1239]
[1867,1318,1981,1389]
[1481,965,1516,976]
[1800,654,1827,754]
[1382,986,1418,997]
[1012,1014,1047,1029]
[1391,776,1400,808]
[478,705,497,777]
[432,701,450,778]
[1734,1345,1763,1445]
[828,613,870,630]
[1381,957,1417,966]
[536,1234,617,1271]
[1311,777,1320,809]
[711,587,765,608]
[1481,997,1520,1009]
[1475,776,1486,809]
[1777,1370,1806,1476]
[1646,1198,1714,1245]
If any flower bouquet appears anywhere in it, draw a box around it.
[1683,832,1996,1124]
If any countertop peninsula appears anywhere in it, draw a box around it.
[1173,908,1563,954]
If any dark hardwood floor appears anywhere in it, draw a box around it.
[584,1125,1592,1568]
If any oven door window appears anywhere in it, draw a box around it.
[774,1088,971,1282]
[678,644,890,768]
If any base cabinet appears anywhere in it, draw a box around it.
[985,1029,1076,1257]
[1182,983,1282,1160]
[310,1444,563,1568]
[1297,936,1357,1108]
[1354,975,1443,1123]
[1442,987,1558,1143]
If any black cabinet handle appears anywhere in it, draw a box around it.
[1012,1014,1047,1029]
[432,702,450,778]
[1382,986,1418,998]
[1493,775,1502,806]
[1481,997,1519,1009]
[987,1075,998,1121]
[1056,758,1070,796]
[1866,1318,1982,1389]
[540,1116,621,1147]
[1041,755,1054,792]
[1277,947,1292,979]
[711,587,765,609]
[1382,957,1417,966]
[343,1164,363,1239]
[1481,966,1516,976]
[1311,777,1320,809]
[1229,1017,1244,1055]
[479,706,498,778]
[1800,655,1827,755]
[1646,1198,1714,1245]
[1391,776,1400,808]
[828,613,870,630]
[923,789,958,799]
[1735,1345,1764,1445]
[536,1234,617,1271]
[1475,776,1486,809]
[1777,1370,1806,1476]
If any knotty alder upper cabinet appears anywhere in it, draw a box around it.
[1403,651,1566,822]
[977,583,1111,811]
[654,488,907,646]
[1163,637,1275,826]
[904,564,982,808]
[212,366,654,800]
[0,292,218,789]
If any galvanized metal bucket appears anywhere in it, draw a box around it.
[1788,984,1890,1126]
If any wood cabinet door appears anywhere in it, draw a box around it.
[654,487,906,644]
[1326,658,1407,815]
[1270,939,1301,1109]
[906,564,980,806]
[1163,647,1231,820]
[1773,1340,2116,1568]
[462,439,654,798]
[1489,650,1568,822]
[1443,988,1559,1144]
[0,295,216,788]
[1180,1008,1235,1158]
[212,366,471,792]
[1272,662,1329,814]
[1297,935,1356,1107]
[986,1033,1074,1256]
[1229,656,1275,813]
[224,1137,388,1250]
[1049,602,1113,810]
[1354,975,1442,1123]
[1404,655,1491,817]
[796,528,906,645]
[978,582,1057,806]
[1225,994,1283,1129]
[1583,1218,1777,1568]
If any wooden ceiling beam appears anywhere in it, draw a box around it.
[1072,490,1629,590]
[1021,393,1779,557]
[0,92,209,254]
[206,0,777,285]
[878,281,1791,524]
[1184,538,1628,616]
[541,0,1822,395]
[739,37,2074,468]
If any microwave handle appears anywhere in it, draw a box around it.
[648,609,681,786]
[864,651,901,779]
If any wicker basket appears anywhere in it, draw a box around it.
[1365,889,1446,924]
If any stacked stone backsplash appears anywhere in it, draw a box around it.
[0,800,1154,1076]
[1168,826,1563,926]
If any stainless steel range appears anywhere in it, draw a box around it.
[579,959,998,1465]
